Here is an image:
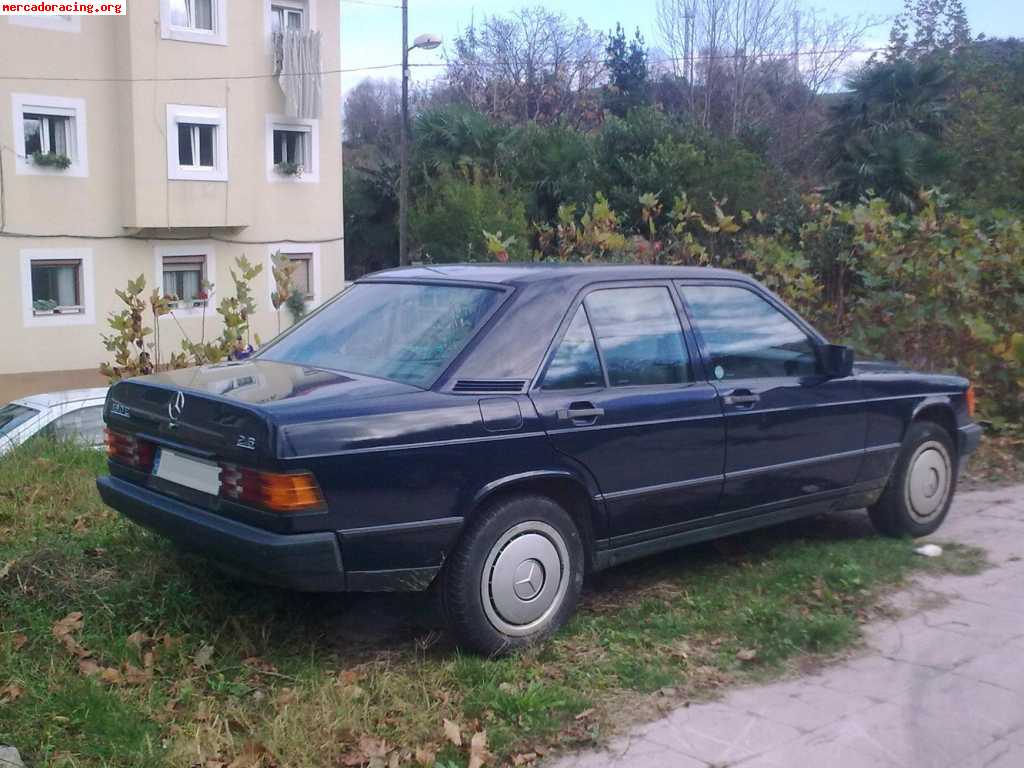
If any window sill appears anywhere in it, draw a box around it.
[162,26,227,46]
[16,159,87,178]
[269,170,319,184]
[168,167,229,182]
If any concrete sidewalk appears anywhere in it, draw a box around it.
[551,485,1024,768]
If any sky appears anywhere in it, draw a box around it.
[338,0,1024,100]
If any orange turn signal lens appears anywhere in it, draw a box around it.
[220,464,324,513]
[966,384,977,418]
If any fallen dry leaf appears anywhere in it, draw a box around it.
[442,718,463,747]
[123,663,152,685]
[337,668,361,686]
[143,650,155,669]
[73,516,90,533]
[193,643,215,669]
[126,631,149,649]
[0,684,25,704]
[511,754,538,766]
[468,730,492,768]
[736,648,758,662]
[574,708,595,721]
[98,666,125,685]
[227,740,274,768]
[12,633,28,652]
[52,611,84,639]
[359,736,390,759]
[413,746,436,766]
[274,687,297,708]
[0,559,13,580]
[243,656,279,674]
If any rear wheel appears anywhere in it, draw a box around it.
[869,421,956,537]
[442,494,584,656]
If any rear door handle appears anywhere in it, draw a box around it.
[722,390,761,407]
[557,403,605,423]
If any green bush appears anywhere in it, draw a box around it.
[410,176,530,263]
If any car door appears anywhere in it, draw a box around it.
[677,281,866,514]
[530,283,725,542]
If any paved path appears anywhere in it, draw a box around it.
[551,485,1024,768]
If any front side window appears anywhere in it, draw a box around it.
[261,283,504,388]
[680,285,818,380]
[178,123,215,168]
[31,259,82,314]
[542,306,603,390]
[162,255,207,305]
[170,0,214,31]
[584,287,692,387]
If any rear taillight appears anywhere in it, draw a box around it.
[219,463,324,513]
[105,428,156,471]
[966,384,977,418]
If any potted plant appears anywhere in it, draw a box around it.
[32,299,58,315]
[275,161,304,177]
[32,151,72,170]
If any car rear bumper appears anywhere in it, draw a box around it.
[97,475,347,592]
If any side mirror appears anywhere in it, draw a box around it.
[819,344,854,378]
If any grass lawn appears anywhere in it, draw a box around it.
[0,439,990,768]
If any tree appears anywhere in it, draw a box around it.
[445,8,605,126]
[825,58,951,210]
[604,24,650,116]
[343,78,402,147]
[887,0,971,61]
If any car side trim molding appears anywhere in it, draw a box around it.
[600,473,723,501]
[594,444,901,502]
[722,392,963,418]
[294,430,548,460]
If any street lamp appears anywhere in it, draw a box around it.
[399,3,441,267]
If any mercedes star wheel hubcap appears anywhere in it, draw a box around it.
[481,522,570,637]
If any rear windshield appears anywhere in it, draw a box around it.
[260,282,504,387]
[0,403,39,436]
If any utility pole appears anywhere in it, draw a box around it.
[399,0,410,266]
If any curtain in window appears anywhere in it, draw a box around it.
[193,0,213,30]
[277,29,322,119]
[50,117,67,156]
[55,265,76,306]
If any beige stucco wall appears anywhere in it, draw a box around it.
[0,0,344,383]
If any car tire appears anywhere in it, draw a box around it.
[441,494,585,656]
[869,421,957,538]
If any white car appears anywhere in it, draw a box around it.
[0,388,108,455]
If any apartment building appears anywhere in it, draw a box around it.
[0,0,344,400]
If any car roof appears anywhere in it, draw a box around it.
[360,263,753,287]
[14,387,109,409]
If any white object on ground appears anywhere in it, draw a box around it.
[0,747,25,768]
[915,544,944,558]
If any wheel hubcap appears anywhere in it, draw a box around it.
[481,522,570,637]
[906,441,952,522]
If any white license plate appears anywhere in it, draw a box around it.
[153,448,221,496]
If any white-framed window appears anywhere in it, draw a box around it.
[265,0,315,45]
[11,94,89,177]
[267,244,321,308]
[166,104,228,181]
[160,0,227,46]
[20,249,95,328]
[155,243,217,318]
[265,115,319,183]
[7,14,81,32]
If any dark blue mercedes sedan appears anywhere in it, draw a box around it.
[97,265,982,654]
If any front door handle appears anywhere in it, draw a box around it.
[722,390,761,407]
[557,402,605,424]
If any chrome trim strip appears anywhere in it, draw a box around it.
[601,473,724,501]
[724,392,962,417]
[600,444,902,501]
[547,411,723,435]
[300,430,548,459]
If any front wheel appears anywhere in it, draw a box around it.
[441,494,584,656]
[869,421,957,538]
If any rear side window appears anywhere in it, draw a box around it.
[0,403,38,436]
[542,306,603,390]
[680,285,818,380]
[584,287,692,387]
[40,405,105,446]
